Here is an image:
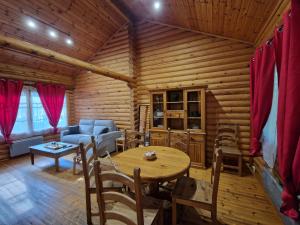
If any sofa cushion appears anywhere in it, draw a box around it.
[94,120,116,132]
[79,119,94,134]
[61,134,91,145]
[93,125,109,136]
[68,125,79,135]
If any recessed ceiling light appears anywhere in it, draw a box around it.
[48,30,58,39]
[154,1,161,10]
[65,38,73,46]
[26,19,37,29]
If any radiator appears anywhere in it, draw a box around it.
[10,136,43,157]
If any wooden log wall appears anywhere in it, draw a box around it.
[135,21,253,162]
[0,64,75,161]
[73,24,137,130]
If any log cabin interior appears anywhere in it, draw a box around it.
[0,0,300,224]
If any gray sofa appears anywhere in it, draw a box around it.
[60,119,121,156]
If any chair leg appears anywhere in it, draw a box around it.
[158,207,164,225]
[73,157,77,175]
[238,155,243,176]
[172,198,177,225]
[211,206,218,225]
[86,193,93,225]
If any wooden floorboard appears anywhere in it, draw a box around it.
[0,155,283,225]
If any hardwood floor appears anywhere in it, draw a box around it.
[0,155,283,225]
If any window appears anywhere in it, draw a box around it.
[12,90,30,135]
[10,87,68,138]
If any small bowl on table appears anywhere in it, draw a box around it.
[144,151,157,161]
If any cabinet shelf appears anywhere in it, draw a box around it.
[150,87,206,168]
[167,101,183,103]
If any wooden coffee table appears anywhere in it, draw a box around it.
[29,142,79,172]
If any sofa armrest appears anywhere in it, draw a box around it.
[99,131,122,141]
[60,129,70,140]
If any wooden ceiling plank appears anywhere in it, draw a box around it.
[145,20,253,46]
[254,0,290,46]
[108,0,136,23]
[0,34,134,84]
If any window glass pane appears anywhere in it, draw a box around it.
[58,96,68,127]
[31,91,51,131]
[12,90,30,134]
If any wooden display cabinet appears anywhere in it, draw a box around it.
[150,87,206,168]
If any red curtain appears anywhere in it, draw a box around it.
[0,79,23,143]
[250,43,275,156]
[36,83,65,133]
[275,0,300,219]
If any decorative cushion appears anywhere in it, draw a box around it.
[68,125,79,134]
[93,126,109,136]
[94,120,116,132]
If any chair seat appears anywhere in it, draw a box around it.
[173,176,212,204]
[220,146,242,155]
[105,196,162,225]
[90,172,123,190]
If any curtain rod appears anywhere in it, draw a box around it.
[0,76,74,90]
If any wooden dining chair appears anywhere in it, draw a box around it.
[172,148,223,225]
[124,129,146,150]
[168,129,190,153]
[79,136,99,225]
[149,129,170,147]
[215,123,242,176]
[93,160,164,225]
[80,136,122,225]
[168,129,191,177]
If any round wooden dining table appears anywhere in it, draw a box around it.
[112,146,191,183]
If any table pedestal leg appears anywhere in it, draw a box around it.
[30,152,34,165]
[55,158,59,172]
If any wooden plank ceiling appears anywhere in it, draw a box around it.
[0,0,287,76]
[122,0,284,44]
[0,0,127,75]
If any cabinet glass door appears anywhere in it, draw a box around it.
[187,91,201,130]
[152,93,165,128]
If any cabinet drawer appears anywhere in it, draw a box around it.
[150,132,168,138]
[190,134,205,142]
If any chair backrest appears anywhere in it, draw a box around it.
[168,129,190,154]
[215,123,238,147]
[149,130,170,146]
[94,160,144,225]
[210,148,223,209]
[124,129,145,150]
[80,136,98,195]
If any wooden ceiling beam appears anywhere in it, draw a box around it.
[108,0,137,23]
[0,35,134,84]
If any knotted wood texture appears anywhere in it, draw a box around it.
[135,21,253,162]
[74,24,137,130]
[0,34,134,84]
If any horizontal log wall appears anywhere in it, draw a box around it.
[0,64,75,161]
[135,21,253,162]
[73,24,136,130]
